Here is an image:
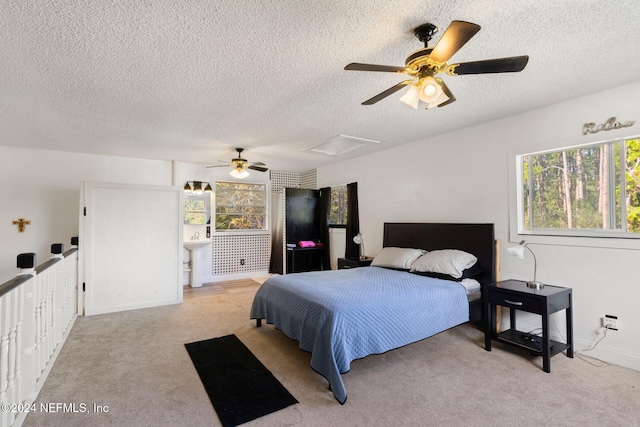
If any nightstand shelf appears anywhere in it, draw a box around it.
[485,279,573,372]
[495,329,569,357]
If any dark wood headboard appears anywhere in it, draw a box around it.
[383,223,496,287]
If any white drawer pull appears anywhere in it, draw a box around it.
[504,299,523,306]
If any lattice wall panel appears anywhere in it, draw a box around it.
[270,170,299,193]
[211,234,270,276]
[300,169,317,189]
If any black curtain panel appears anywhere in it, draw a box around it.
[269,192,284,274]
[319,187,331,268]
[345,182,360,259]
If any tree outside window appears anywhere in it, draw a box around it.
[520,137,640,236]
[215,182,267,230]
[329,185,347,226]
[184,196,209,224]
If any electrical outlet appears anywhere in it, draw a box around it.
[602,314,618,330]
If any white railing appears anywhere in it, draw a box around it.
[0,240,78,427]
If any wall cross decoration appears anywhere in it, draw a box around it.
[12,218,31,233]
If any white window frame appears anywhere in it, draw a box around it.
[508,134,640,250]
[213,181,269,233]
[183,192,211,225]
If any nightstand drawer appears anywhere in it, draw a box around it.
[487,291,543,313]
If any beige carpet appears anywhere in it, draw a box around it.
[23,279,640,427]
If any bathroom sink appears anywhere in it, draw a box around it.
[183,240,212,250]
[183,240,212,288]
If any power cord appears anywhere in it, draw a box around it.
[552,319,565,342]
[519,319,610,367]
[576,326,610,367]
[526,327,542,336]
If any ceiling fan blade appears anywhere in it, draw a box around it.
[436,79,456,107]
[362,80,413,105]
[345,63,410,73]
[206,164,231,168]
[248,165,268,172]
[249,161,266,166]
[429,21,481,63]
[452,55,529,75]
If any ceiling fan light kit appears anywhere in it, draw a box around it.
[399,85,420,108]
[400,76,450,109]
[345,20,529,109]
[230,167,250,179]
[206,148,268,179]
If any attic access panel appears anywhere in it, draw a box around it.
[305,135,380,156]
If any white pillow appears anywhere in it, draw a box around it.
[371,247,426,270]
[410,249,477,279]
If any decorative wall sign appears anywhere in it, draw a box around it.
[12,217,31,232]
[583,117,635,135]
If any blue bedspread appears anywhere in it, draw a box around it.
[249,266,469,403]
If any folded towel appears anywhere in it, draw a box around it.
[298,241,316,248]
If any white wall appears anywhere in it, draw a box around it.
[329,227,346,270]
[0,147,276,286]
[0,146,172,283]
[0,152,273,286]
[317,80,640,371]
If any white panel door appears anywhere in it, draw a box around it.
[83,182,182,315]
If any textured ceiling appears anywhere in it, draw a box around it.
[2,0,640,172]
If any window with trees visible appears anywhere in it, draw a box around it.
[215,182,267,231]
[517,136,640,237]
[184,195,209,225]
[329,184,347,226]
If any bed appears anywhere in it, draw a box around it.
[250,223,496,403]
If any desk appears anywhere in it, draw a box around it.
[286,246,324,273]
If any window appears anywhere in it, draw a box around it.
[184,194,210,225]
[329,184,347,226]
[516,136,640,238]
[215,181,267,231]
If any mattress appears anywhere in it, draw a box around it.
[460,278,482,301]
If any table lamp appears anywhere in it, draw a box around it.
[353,233,365,261]
[507,240,544,289]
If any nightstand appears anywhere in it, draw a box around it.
[484,279,573,373]
[337,257,374,269]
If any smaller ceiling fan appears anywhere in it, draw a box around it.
[207,148,268,179]
[344,20,529,109]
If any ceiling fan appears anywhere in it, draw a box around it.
[206,148,268,179]
[344,20,529,109]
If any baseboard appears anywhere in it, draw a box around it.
[499,319,640,372]
[573,336,640,371]
[85,298,182,316]
[202,271,270,284]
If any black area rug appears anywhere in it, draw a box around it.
[185,334,298,427]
